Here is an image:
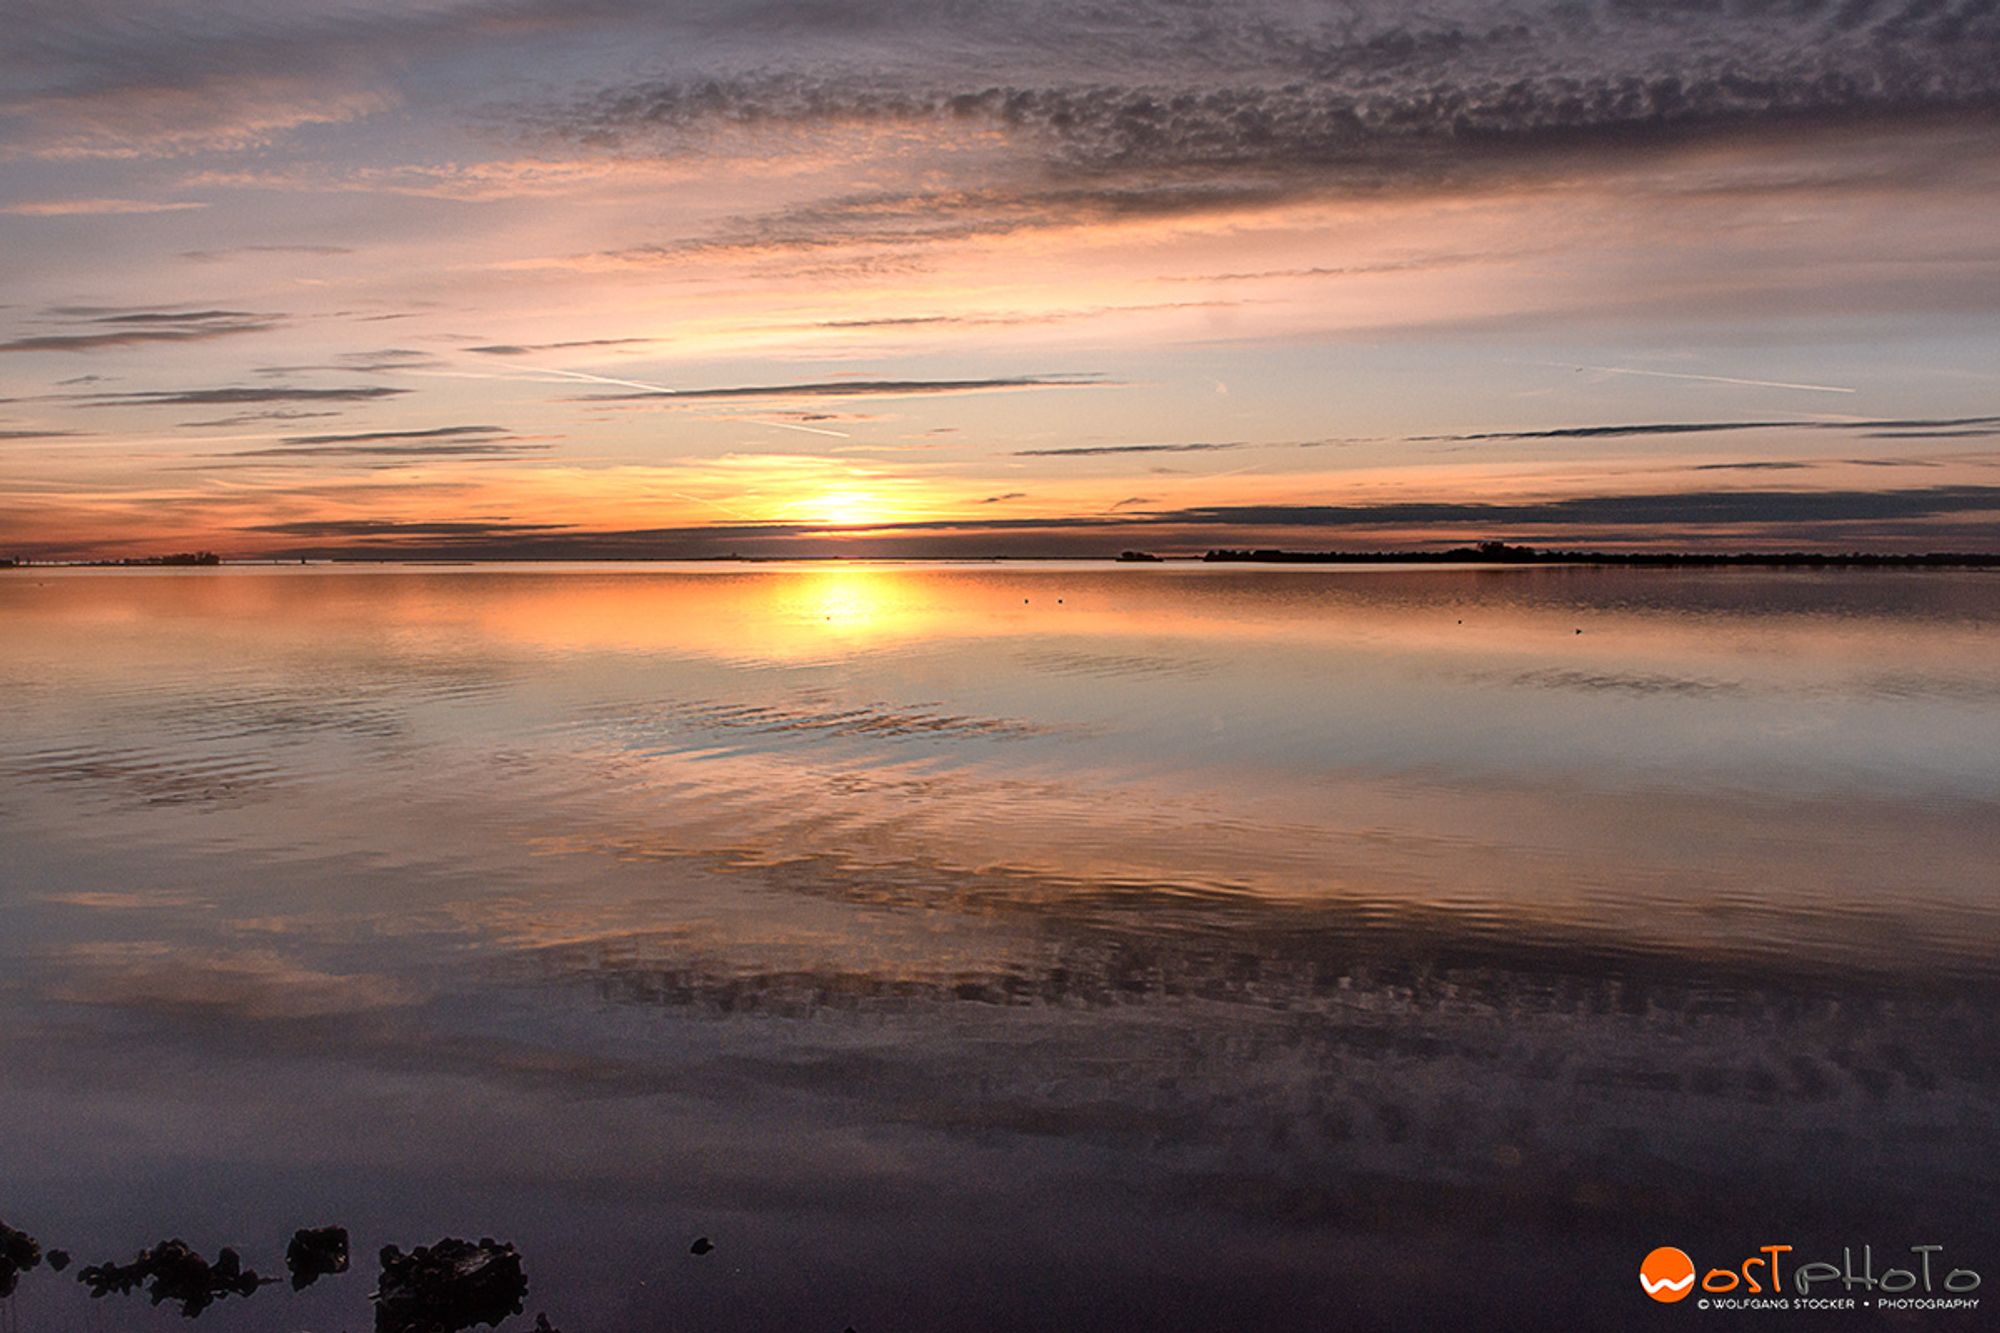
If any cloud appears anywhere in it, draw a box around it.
[1147,487,2000,531]
[1836,416,2000,430]
[578,374,1113,401]
[526,0,2000,257]
[179,243,354,263]
[815,316,955,329]
[76,385,409,407]
[0,198,207,216]
[77,308,259,323]
[0,428,87,440]
[558,71,1992,181]
[239,485,2000,560]
[222,442,549,462]
[0,1,458,158]
[1014,441,1241,457]
[589,182,1311,265]
[274,424,510,447]
[1858,428,2000,439]
[804,300,1244,330]
[246,519,568,538]
[466,338,657,356]
[1435,420,1807,442]
[46,944,416,1021]
[421,0,2000,282]
[977,491,1028,503]
[179,409,345,427]
[1425,415,2000,443]
[1167,254,1502,283]
[16,0,2000,203]
[0,306,278,353]
[250,348,444,376]
[219,424,547,463]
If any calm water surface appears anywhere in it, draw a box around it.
[1,564,1997,1329]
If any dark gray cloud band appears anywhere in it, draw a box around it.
[579,374,1110,401]
[241,484,2000,558]
[1428,414,2000,442]
[274,424,508,447]
[1014,442,1242,457]
[1,307,279,354]
[75,386,410,407]
[531,0,2000,260]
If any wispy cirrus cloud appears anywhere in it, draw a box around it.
[218,421,549,465]
[222,441,548,462]
[74,385,409,407]
[576,374,1114,402]
[1424,415,2000,443]
[247,519,569,538]
[0,306,279,354]
[178,243,353,263]
[269,424,509,448]
[1,197,206,216]
[1014,441,1241,457]
[466,338,657,356]
[180,408,343,428]
[806,300,1246,330]
[1145,487,2000,532]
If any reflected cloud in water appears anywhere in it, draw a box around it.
[1,564,1997,1328]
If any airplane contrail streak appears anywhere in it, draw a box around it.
[517,365,680,395]
[754,419,852,438]
[397,367,667,390]
[1555,363,1856,394]
[672,491,761,521]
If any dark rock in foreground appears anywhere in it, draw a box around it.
[373,1237,526,1333]
[77,1239,267,1316]
[0,1219,42,1298]
[287,1226,351,1290]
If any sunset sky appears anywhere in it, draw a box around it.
[4,0,1999,558]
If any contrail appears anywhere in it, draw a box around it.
[753,418,851,439]
[399,365,679,394]
[1554,362,1856,394]
[672,491,760,521]
[514,365,680,395]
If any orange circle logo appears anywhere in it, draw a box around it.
[1640,1247,1697,1303]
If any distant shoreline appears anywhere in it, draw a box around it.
[1192,543,2000,568]
[8,543,2000,570]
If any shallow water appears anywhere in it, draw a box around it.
[1,563,1997,1329]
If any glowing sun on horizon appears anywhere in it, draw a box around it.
[802,489,891,528]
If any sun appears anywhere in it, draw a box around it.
[805,489,887,527]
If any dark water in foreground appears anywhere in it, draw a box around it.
[1,563,1996,1330]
